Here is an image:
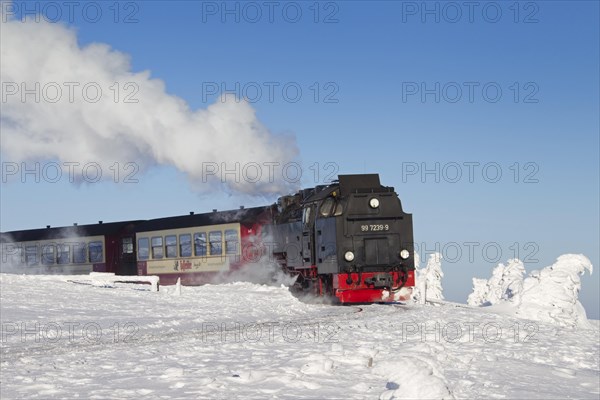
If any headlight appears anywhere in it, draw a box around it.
[344,251,355,262]
[400,249,410,260]
[369,198,380,209]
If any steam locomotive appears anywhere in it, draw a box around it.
[0,174,415,303]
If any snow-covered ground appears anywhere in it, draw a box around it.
[1,274,598,399]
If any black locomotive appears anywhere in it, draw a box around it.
[269,174,415,302]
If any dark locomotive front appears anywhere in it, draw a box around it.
[270,174,415,303]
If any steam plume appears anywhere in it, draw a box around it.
[1,9,299,195]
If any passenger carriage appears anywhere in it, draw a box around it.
[134,207,274,285]
[0,221,140,275]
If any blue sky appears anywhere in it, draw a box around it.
[1,1,598,317]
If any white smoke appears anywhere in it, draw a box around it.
[208,252,298,288]
[204,232,297,287]
[0,9,299,195]
[210,258,298,288]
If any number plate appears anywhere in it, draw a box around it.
[360,224,390,232]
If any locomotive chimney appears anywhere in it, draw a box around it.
[98,221,103,224]
[46,225,50,229]
[213,209,217,212]
[189,211,194,215]
[239,206,245,210]
[73,223,78,226]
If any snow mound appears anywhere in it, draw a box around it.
[374,356,454,399]
[516,254,593,329]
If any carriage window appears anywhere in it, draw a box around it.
[73,243,87,263]
[57,244,71,264]
[225,229,238,254]
[209,231,222,255]
[138,238,149,260]
[26,245,38,266]
[151,237,163,259]
[41,244,55,265]
[320,198,335,217]
[302,205,313,225]
[6,245,23,266]
[194,233,207,256]
[122,237,134,254]
[333,200,344,216]
[165,235,177,258]
[179,234,192,257]
[89,241,103,263]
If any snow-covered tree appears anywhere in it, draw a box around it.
[423,253,444,301]
[516,254,593,329]
[467,278,490,306]
[411,252,425,304]
[485,262,506,304]
[500,259,525,302]
[467,259,525,306]
[412,252,444,304]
